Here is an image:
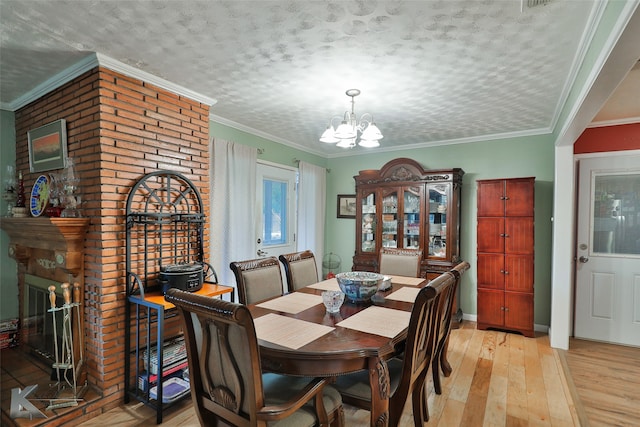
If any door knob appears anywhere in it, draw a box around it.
[579,256,589,263]
[257,249,268,256]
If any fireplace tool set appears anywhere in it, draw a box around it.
[46,282,85,409]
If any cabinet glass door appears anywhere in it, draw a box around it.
[403,190,421,249]
[428,184,448,257]
[361,192,376,253]
[382,191,398,248]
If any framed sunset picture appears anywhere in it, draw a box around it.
[28,119,68,173]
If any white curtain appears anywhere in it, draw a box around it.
[210,138,257,301]
[297,161,326,277]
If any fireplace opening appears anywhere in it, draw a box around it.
[23,274,66,364]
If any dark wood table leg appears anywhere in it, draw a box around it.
[368,357,389,427]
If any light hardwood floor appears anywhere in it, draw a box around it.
[77,322,589,427]
[557,338,640,427]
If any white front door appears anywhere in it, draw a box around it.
[574,154,640,347]
[256,162,297,260]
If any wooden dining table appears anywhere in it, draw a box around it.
[247,275,429,427]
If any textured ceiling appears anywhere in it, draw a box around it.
[0,1,634,157]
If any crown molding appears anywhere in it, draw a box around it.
[96,53,217,107]
[326,127,553,159]
[3,54,98,111]
[212,114,552,160]
[3,52,216,111]
[574,148,640,160]
[210,114,327,157]
[548,0,606,134]
[588,117,640,128]
[555,1,639,146]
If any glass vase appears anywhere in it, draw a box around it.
[60,157,81,218]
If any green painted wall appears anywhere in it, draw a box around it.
[324,136,554,327]
[211,121,555,327]
[0,109,18,322]
[211,122,328,169]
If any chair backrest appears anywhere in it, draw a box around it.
[230,257,284,304]
[279,250,319,292]
[433,262,469,354]
[389,271,456,424]
[400,272,454,383]
[440,261,469,338]
[164,289,265,426]
[378,247,423,277]
[431,261,471,395]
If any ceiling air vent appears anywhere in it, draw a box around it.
[527,0,552,7]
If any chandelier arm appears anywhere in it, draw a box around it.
[357,113,374,132]
[330,116,343,128]
[359,113,373,126]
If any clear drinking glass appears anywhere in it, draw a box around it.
[322,290,345,314]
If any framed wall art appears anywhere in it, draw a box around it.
[337,194,356,218]
[28,119,68,173]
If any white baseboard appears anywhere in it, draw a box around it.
[461,313,549,334]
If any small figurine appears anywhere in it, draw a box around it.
[363,213,374,231]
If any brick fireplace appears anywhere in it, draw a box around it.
[6,64,211,423]
[0,218,89,375]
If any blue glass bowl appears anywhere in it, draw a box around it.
[335,271,384,303]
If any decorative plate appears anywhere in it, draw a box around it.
[30,174,50,217]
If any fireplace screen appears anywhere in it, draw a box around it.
[24,274,65,361]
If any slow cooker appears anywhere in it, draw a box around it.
[159,263,204,293]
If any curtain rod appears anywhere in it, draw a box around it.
[293,158,330,173]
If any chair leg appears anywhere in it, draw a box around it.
[411,376,429,427]
[432,341,446,395]
[331,405,344,427]
[440,352,452,377]
[440,336,453,377]
[329,405,345,427]
[432,355,442,395]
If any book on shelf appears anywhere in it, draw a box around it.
[143,336,187,375]
[138,360,189,391]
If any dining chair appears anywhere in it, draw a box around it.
[332,272,456,427]
[432,261,470,395]
[279,250,319,292]
[378,247,423,277]
[230,257,284,305]
[164,289,345,427]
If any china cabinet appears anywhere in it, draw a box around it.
[353,158,464,279]
[476,177,535,337]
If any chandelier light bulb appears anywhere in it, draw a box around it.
[361,122,383,141]
[358,139,380,148]
[336,138,356,148]
[320,126,339,143]
[335,121,356,139]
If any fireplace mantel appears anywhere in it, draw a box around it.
[1,217,90,275]
[1,217,90,250]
